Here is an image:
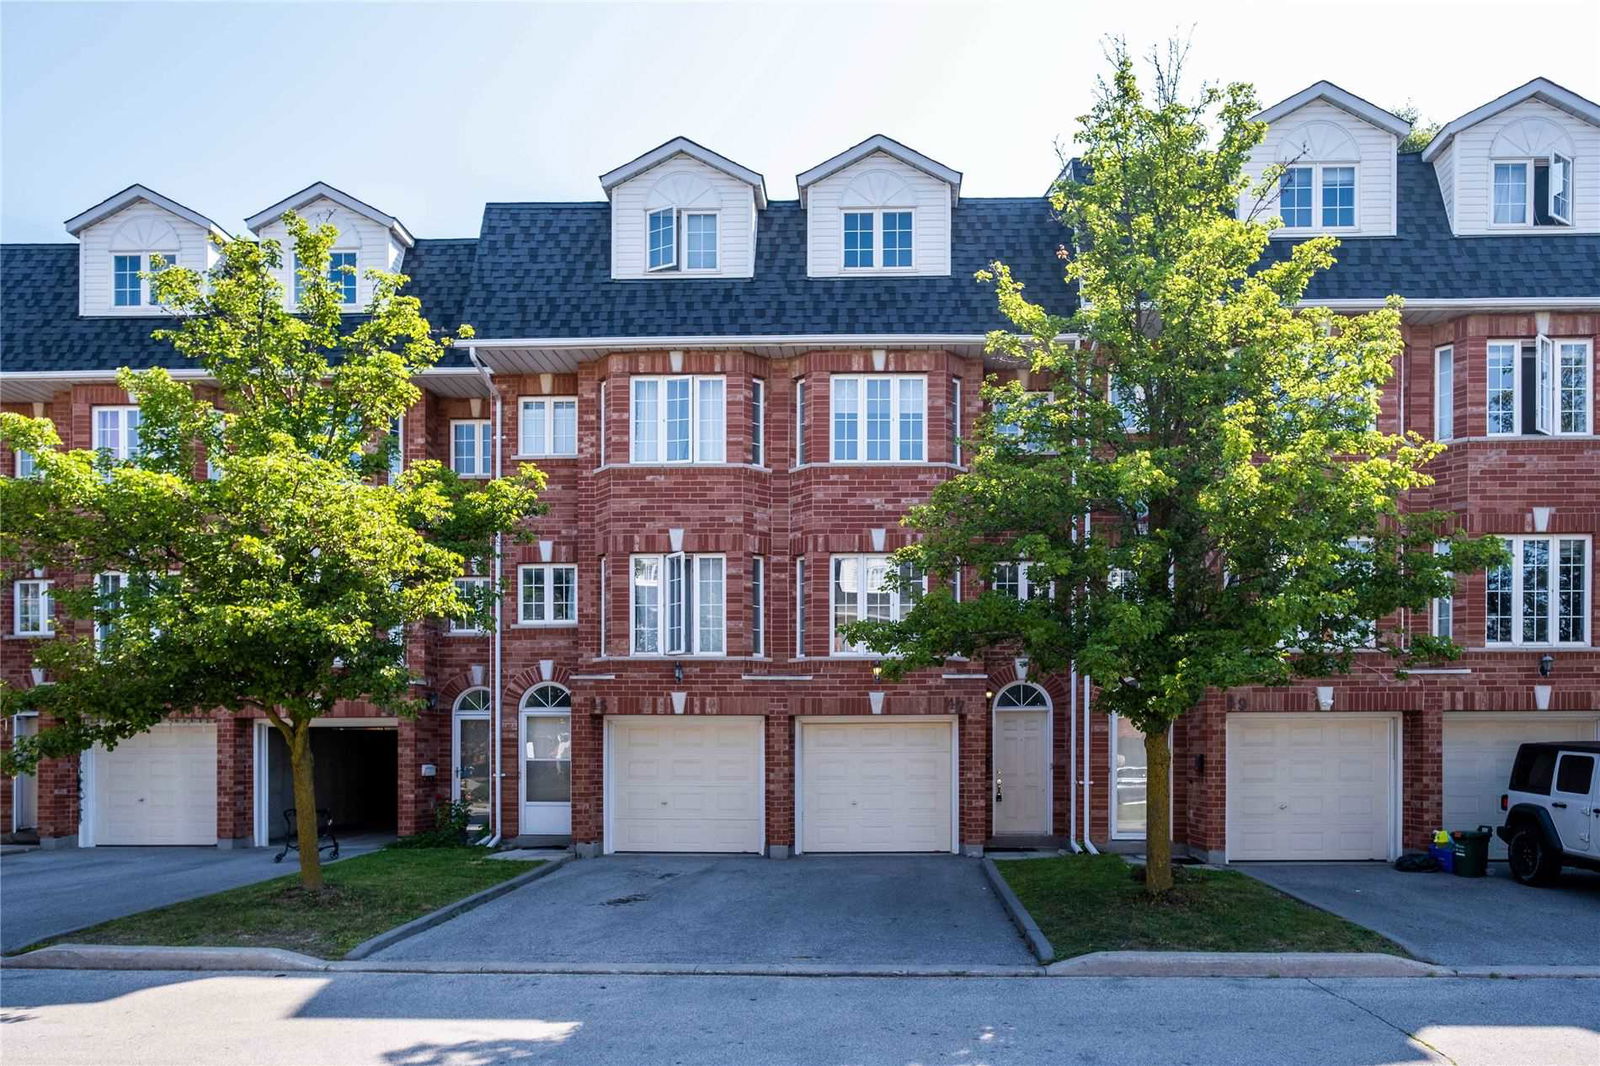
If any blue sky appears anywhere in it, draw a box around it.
[3,1,1597,243]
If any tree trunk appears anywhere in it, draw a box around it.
[1144,727,1174,896]
[288,722,324,892]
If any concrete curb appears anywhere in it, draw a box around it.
[343,853,571,960]
[1046,951,1440,978]
[980,857,1055,964]
[2,944,327,972]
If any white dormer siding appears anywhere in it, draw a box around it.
[72,200,218,317]
[804,152,952,277]
[1436,98,1598,235]
[251,196,401,309]
[608,156,758,280]
[1242,98,1400,238]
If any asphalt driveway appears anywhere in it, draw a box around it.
[0,838,388,953]
[1238,861,1600,966]
[374,854,1033,966]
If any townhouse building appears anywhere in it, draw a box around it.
[3,78,1597,865]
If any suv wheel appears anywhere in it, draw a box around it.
[1507,828,1562,886]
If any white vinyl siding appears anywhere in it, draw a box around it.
[805,153,952,277]
[829,554,924,655]
[76,200,212,316]
[518,564,577,626]
[1442,98,1600,236]
[1485,535,1589,646]
[451,420,492,477]
[630,553,725,656]
[252,196,397,310]
[829,375,926,462]
[1241,99,1398,237]
[518,397,578,457]
[630,376,726,464]
[609,156,757,279]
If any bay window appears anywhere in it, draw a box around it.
[1486,535,1589,646]
[630,553,725,655]
[1434,346,1454,440]
[830,554,923,655]
[519,397,578,458]
[1487,337,1592,436]
[630,376,726,463]
[750,379,765,466]
[830,374,925,462]
[518,564,577,625]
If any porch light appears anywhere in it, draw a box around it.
[673,660,684,683]
[1538,654,1554,677]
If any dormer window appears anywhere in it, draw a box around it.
[843,210,914,270]
[646,208,718,272]
[294,251,359,305]
[1278,165,1356,230]
[1492,155,1573,227]
[112,252,176,307]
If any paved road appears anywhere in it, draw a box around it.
[2,970,1595,1065]
[0,838,390,953]
[1238,862,1600,966]
[376,854,1033,965]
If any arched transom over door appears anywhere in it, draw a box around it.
[992,683,1051,837]
[520,684,572,838]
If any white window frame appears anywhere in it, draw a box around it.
[92,406,142,462]
[1549,152,1574,226]
[1431,542,1454,641]
[1491,160,1539,227]
[840,207,916,271]
[449,576,491,635]
[646,208,721,274]
[517,397,579,458]
[1485,534,1590,647]
[647,208,676,271]
[1557,339,1593,435]
[794,378,807,465]
[828,554,925,657]
[112,252,177,308]
[517,564,578,626]
[996,390,1054,452]
[13,449,36,478]
[1434,345,1454,441]
[13,579,53,637]
[386,415,404,480]
[1277,165,1358,231]
[629,375,726,464]
[750,379,766,467]
[795,556,806,657]
[598,556,608,651]
[598,381,608,466]
[992,561,1052,601]
[828,374,927,463]
[682,210,720,272]
[450,419,493,478]
[1486,337,1591,437]
[95,570,128,648]
[949,377,963,466]
[751,555,766,657]
[628,552,726,656]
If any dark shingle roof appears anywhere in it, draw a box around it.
[1262,154,1600,300]
[459,198,1074,338]
[401,238,480,367]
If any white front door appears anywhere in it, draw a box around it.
[799,718,956,853]
[1550,751,1597,856]
[1227,714,1395,861]
[93,722,218,846]
[521,712,572,837]
[1443,713,1600,858]
[606,716,763,853]
[993,711,1049,835]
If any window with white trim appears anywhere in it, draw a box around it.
[1109,378,1143,432]
[949,378,963,465]
[1486,535,1589,646]
[386,416,404,480]
[630,376,726,463]
[598,556,608,651]
[751,555,765,656]
[451,420,492,477]
[1434,346,1454,441]
[1278,166,1356,230]
[1487,337,1592,436]
[749,379,765,466]
[830,554,924,655]
[1431,542,1455,640]
[112,252,176,307]
[598,381,608,466]
[518,564,577,625]
[795,557,806,657]
[992,561,1051,601]
[13,450,36,478]
[630,553,725,655]
[995,391,1054,452]
[449,576,491,634]
[93,406,142,462]
[13,579,53,637]
[95,571,127,647]
[1492,155,1574,227]
[794,378,807,464]
[294,252,358,305]
[830,375,925,462]
[842,209,913,269]
[518,397,578,458]
[647,208,718,272]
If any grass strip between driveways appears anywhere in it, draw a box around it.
[39,847,535,960]
[998,854,1405,961]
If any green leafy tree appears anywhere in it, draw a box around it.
[844,43,1506,895]
[1393,103,1441,153]
[0,216,545,889]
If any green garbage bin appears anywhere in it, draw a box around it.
[1451,825,1493,878]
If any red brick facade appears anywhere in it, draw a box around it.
[4,317,1597,858]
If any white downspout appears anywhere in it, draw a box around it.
[1067,665,1082,853]
[1080,509,1098,854]
[469,345,504,848]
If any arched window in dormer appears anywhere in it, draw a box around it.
[1489,118,1575,226]
[109,217,181,307]
[840,168,916,270]
[1275,121,1361,230]
[645,172,720,272]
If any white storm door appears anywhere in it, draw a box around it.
[521,712,572,836]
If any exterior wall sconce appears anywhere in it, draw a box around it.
[673,660,684,683]
[984,689,994,702]
[871,664,883,679]
[1538,654,1554,677]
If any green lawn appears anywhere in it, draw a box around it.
[42,848,536,960]
[998,854,1403,961]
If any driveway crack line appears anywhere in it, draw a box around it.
[1304,977,1459,1066]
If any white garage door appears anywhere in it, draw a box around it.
[93,722,217,846]
[1444,713,1600,859]
[799,719,955,854]
[607,716,763,853]
[1227,714,1395,861]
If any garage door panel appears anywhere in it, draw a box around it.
[1227,714,1394,862]
[1443,714,1600,859]
[608,717,763,853]
[95,723,218,846]
[799,719,955,854]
